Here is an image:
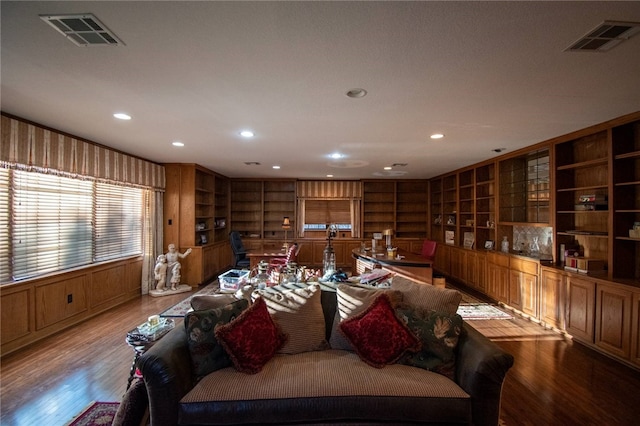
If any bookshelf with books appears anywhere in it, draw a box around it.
[554,132,609,271]
[442,174,458,245]
[475,162,496,249]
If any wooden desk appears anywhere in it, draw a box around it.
[247,250,287,269]
[352,248,433,284]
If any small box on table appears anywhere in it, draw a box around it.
[219,269,250,292]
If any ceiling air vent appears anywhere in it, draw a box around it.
[40,14,125,47]
[566,20,640,52]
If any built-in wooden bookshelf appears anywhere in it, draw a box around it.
[362,181,395,239]
[362,180,428,239]
[230,180,263,238]
[230,179,296,241]
[475,162,496,249]
[442,174,458,245]
[396,181,428,238]
[263,180,296,240]
[554,132,609,267]
[612,120,640,280]
[429,178,443,242]
[164,164,231,286]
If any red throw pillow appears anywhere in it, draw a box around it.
[215,297,287,374]
[339,294,421,368]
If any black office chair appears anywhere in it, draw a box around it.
[229,231,250,268]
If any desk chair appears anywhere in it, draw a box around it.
[269,243,300,271]
[421,239,438,261]
[229,231,250,268]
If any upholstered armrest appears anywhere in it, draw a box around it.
[455,323,514,426]
[137,326,194,426]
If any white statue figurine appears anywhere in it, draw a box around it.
[154,254,168,291]
[165,243,192,290]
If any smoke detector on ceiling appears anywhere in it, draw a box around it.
[566,20,640,52]
[40,13,125,47]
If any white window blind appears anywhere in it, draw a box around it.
[12,170,93,280]
[94,183,143,262]
[0,169,10,283]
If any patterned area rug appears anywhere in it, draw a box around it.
[65,402,119,426]
[457,303,514,320]
[160,282,219,317]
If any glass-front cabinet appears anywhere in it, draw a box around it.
[499,148,550,224]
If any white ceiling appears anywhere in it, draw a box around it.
[2,1,640,180]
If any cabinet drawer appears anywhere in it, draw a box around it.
[510,257,538,275]
[486,252,509,268]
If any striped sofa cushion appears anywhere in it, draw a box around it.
[180,350,470,425]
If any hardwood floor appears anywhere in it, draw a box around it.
[2,285,640,426]
[0,290,189,426]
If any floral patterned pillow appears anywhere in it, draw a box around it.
[395,306,464,380]
[185,298,249,379]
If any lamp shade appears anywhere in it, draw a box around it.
[382,229,394,236]
[282,217,291,229]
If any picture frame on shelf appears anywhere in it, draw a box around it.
[463,232,475,249]
[200,234,208,245]
[445,230,455,245]
[447,215,456,226]
[484,240,494,250]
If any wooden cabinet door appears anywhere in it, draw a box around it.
[465,251,479,289]
[595,283,632,359]
[540,269,565,329]
[508,269,523,311]
[475,252,487,293]
[631,291,640,368]
[449,247,464,282]
[565,276,595,343]
[508,270,537,317]
[434,244,450,275]
[487,262,509,303]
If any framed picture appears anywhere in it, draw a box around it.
[463,232,475,249]
[200,234,208,245]
[445,230,455,245]
[447,215,456,226]
[484,240,495,250]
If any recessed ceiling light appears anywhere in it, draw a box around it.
[172,141,184,147]
[272,165,280,169]
[240,130,254,138]
[346,88,367,98]
[330,152,343,159]
[113,113,131,120]
[384,166,392,170]
[327,174,334,178]
[430,133,444,139]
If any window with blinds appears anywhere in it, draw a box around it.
[0,169,9,283]
[94,183,143,261]
[304,200,352,230]
[1,168,145,283]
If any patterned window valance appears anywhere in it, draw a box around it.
[297,180,362,199]
[0,114,165,190]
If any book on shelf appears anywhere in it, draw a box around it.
[564,256,605,274]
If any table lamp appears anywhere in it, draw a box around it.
[282,216,291,250]
[383,229,394,249]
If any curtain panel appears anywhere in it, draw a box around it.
[1,114,165,190]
